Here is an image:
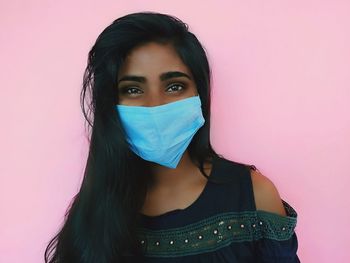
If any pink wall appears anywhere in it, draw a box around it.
[1,1,349,262]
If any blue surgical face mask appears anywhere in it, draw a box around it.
[115,95,205,169]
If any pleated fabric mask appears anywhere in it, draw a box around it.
[115,95,205,169]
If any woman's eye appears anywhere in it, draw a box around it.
[120,87,142,95]
[167,84,185,92]
[119,83,185,96]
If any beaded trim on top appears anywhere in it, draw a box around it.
[136,199,298,258]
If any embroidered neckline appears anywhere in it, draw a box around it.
[136,199,298,258]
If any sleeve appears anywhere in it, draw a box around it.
[253,199,301,263]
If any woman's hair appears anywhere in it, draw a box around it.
[44,11,254,263]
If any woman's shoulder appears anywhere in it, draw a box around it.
[215,155,289,217]
[250,168,287,216]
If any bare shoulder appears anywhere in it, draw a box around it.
[249,167,287,217]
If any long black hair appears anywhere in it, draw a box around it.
[44,11,255,263]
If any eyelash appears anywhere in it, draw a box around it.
[119,83,186,96]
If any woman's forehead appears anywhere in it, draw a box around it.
[118,42,192,78]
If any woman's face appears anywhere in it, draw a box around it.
[116,42,198,106]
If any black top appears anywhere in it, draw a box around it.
[136,155,300,262]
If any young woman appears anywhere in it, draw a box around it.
[44,11,300,263]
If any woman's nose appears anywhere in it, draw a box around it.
[144,96,172,107]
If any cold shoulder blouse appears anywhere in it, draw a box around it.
[135,156,300,262]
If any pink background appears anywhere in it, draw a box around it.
[1,1,349,262]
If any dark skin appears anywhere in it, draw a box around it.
[117,41,213,216]
[116,41,288,218]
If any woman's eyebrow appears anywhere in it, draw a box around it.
[118,71,192,83]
